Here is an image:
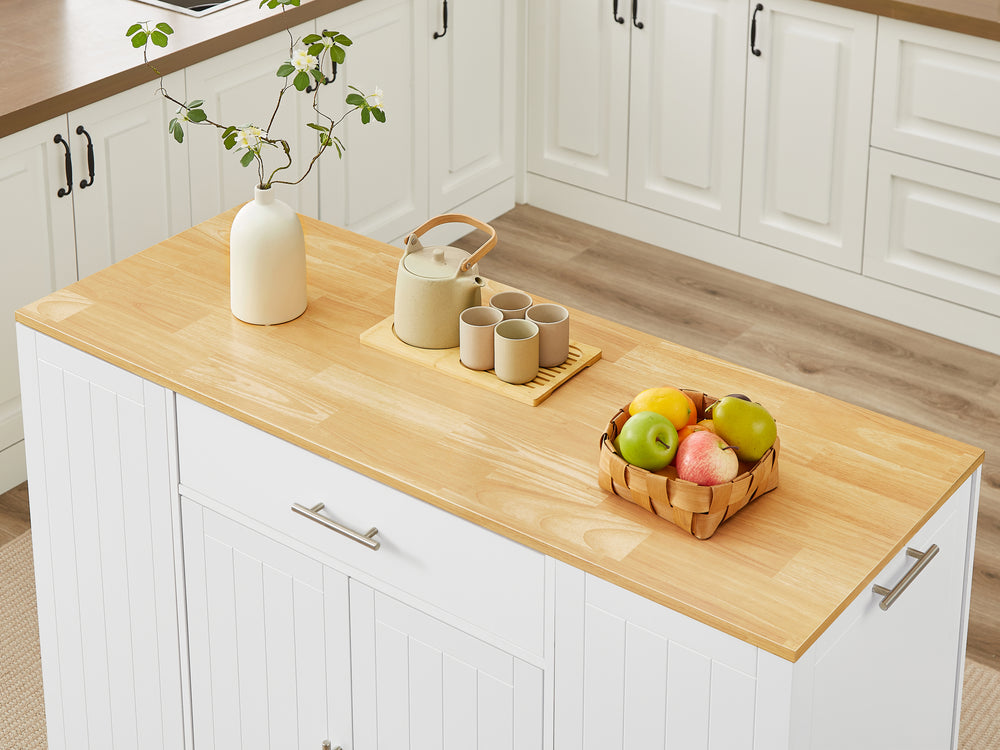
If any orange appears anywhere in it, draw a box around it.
[629,387,694,431]
[677,423,711,443]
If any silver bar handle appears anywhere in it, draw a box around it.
[871,544,939,611]
[291,502,380,551]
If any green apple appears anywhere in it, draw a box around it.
[615,411,679,471]
[711,396,777,462]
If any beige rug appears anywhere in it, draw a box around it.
[1,528,999,748]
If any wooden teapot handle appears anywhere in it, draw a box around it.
[405,213,498,273]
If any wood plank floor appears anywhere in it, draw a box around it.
[2,203,997,668]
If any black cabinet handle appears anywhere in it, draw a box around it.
[433,0,448,39]
[53,134,73,198]
[612,0,625,24]
[632,0,644,29]
[751,3,763,57]
[76,125,95,189]
[306,60,337,93]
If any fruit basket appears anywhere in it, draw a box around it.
[598,390,779,540]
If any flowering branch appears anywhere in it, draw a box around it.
[126,0,386,190]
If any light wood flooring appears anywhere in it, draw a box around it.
[2,204,998,668]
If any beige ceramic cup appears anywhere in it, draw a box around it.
[489,290,533,320]
[526,303,570,368]
[459,306,504,370]
[493,319,539,384]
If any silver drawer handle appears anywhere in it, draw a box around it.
[871,544,939,611]
[291,502,380,551]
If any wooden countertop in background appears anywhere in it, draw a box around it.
[15,211,984,661]
[3,0,1000,139]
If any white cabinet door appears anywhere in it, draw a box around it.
[318,0,427,243]
[185,25,318,223]
[0,118,77,462]
[15,329,185,750]
[627,0,748,233]
[427,0,516,215]
[350,580,543,750]
[741,0,876,270]
[552,562,757,750]
[71,73,192,279]
[526,0,631,198]
[182,500,353,750]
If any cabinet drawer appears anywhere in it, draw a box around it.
[176,396,545,657]
[873,18,1000,179]
[864,148,1000,317]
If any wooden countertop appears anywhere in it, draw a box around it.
[3,0,1000,139]
[15,211,984,661]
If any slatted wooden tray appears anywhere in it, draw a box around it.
[360,315,602,406]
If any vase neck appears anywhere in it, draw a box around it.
[254,186,274,205]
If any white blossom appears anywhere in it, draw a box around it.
[367,86,384,108]
[291,47,319,72]
[236,126,266,151]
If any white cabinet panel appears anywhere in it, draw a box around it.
[741,0,875,270]
[185,26,317,222]
[318,0,427,242]
[0,119,77,457]
[627,0,748,233]
[15,329,184,750]
[71,73,191,279]
[873,19,1000,180]
[526,0,631,197]
[350,580,543,750]
[865,148,1000,317]
[182,500,352,750]
[427,0,515,214]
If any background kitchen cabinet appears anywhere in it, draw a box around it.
[185,24,318,223]
[15,329,186,750]
[0,76,190,494]
[317,0,428,243]
[426,0,517,217]
[740,0,876,270]
[526,0,747,233]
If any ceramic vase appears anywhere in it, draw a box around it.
[229,186,307,325]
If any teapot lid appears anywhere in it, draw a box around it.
[402,243,476,279]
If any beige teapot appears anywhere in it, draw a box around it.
[393,214,497,349]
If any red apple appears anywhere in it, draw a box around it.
[675,430,739,486]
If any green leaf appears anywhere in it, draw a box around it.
[372,107,386,123]
[334,34,352,46]
[222,125,237,137]
[330,46,346,64]
[307,42,325,56]
[155,22,174,35]
[345,93,365,107]
[240,151,256,167]
[188,99,205,109]
[187,108,208,123]
[276,62,295,78]
[223,134,238,150]
[306,122,329,132]
[309,68,325,83]
[151,31,169,47]
[302,33,321,44]
[126,23,143,37]
[361,108,370,124]
[293,71,310,91]
[131,31,148,48]
[348,84,363,94]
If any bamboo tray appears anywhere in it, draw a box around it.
[360,315,602,406]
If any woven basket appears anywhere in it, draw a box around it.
[598,390,779,540]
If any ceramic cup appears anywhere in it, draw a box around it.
[493,319,539,385]
[526,303,570,368]
[459,306,504,371]
[489,290,533,320]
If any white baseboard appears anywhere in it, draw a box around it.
[524,173,1000,356]
[0,440,26,494]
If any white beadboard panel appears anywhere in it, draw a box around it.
[873,18,1000,180]
[552,562,758,749]
[626,0,748,233]
[864,148,1000,317]
[741,0,875,271]
[182,500,353,750]
[15,328,183,750]
[349,580,543,749]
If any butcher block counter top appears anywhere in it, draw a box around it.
[15,211,984,661]
[3,0,1000,138]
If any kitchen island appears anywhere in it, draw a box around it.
[16,210,984,749]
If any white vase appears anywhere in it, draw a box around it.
[229,186,308,325]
